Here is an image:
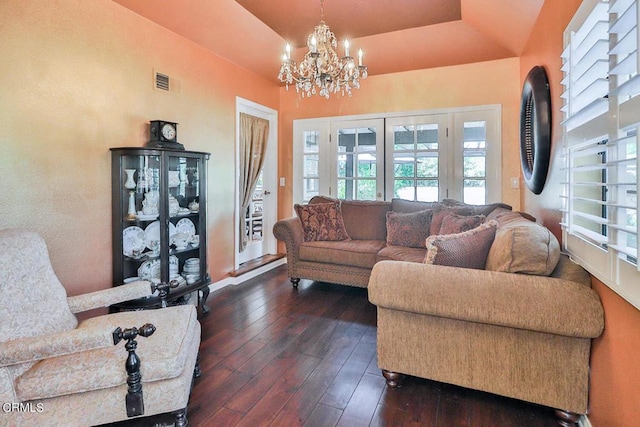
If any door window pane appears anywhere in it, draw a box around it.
[463,179,486,205]
[417,124,439,150]
[417,179,439,202]
[337,126,378,200]
[394,179,414,199]
[417,153,438,178]
[302,130,320,202]
[393,126,414,151]
[462,121,487,204]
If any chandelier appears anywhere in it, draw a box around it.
[278,1,368,99]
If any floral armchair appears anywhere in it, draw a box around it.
[0,229,201,426]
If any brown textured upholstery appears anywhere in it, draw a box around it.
[340,200,391,241]
[368,258,604,414]
[376,246,427,264]
[299,239,386,269]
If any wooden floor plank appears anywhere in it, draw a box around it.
[336,372,387,427]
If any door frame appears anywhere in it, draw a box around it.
[235,97,278,270]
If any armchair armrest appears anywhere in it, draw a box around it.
[368,261,604,338]
[0,324,115,367]
[273,216,303,263]
[67,280,154,314]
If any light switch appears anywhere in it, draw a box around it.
[510,177,520,189]
[279,177,286,187]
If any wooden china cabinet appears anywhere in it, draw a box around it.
[110,147,210,314]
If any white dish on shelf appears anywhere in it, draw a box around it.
[138,259,161,280]
[136,213,159,221]
[144,220,177,250]
[176,218,196,237]
[122,226,146,257]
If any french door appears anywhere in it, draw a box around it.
[293,119,384,203]
[293,106,501,205]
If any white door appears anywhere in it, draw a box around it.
[235,98,278,268]
[450,109,502,204]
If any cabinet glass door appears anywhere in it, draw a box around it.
[167,153,205,286]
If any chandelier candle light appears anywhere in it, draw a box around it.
[278,2,368,99]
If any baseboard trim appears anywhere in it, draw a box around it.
[208,258,286,293]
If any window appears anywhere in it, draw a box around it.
[562,0,640,309]
[293,106,502,205]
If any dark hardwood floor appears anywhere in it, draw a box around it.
[114,265,560,426]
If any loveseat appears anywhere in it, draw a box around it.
[273,196,605,424]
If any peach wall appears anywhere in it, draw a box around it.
[0,0,279,297]
[521,1,640,425]
[277,58,522,223]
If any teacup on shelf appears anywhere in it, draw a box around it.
[173,233,191,250]
[191,235,200,247]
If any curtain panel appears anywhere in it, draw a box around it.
[239,113,269,251]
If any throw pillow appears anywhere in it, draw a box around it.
[294,202,351,242]
[385,209,433,248]
[485,216,560,276]
[424,220,498,269]
[429,206,474,235]
[438,213,485,235]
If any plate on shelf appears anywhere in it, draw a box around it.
[176,218,196,237]
[138,259,161,280]
[123,226,146,257]
[144,221,177,250]
[136,213,159,221]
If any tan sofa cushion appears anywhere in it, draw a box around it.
[486,212,560,275]
[299,239,387,269]
[377,245,427,264]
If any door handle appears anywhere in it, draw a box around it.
[264,190,271,195]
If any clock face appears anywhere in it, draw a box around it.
[161,123,176,141]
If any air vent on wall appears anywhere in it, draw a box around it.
[153,70,181,94]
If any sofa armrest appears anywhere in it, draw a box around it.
[273,216,303,263]
[368,261,604,338]
[67,280,154,314]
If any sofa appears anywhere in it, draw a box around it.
[274,196,605,424]
[273,195,512,288]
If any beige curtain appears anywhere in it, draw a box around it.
[239,113,269,252]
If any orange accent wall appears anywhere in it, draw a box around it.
[277,58,523,224]
[0,0,279,296]
[520,1,640,425]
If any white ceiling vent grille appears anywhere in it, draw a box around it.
[154,70,181,94]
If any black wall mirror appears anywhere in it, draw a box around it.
[520,65,552,195]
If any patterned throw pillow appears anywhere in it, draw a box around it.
[295,202,351,242]
[429,206,475,235]
[385,209,433,248]
[438,213,485,235]
[424,220,498,269]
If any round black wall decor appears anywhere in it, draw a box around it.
[520,65,551,195]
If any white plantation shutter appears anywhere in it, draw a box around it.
[562,0,640,310]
